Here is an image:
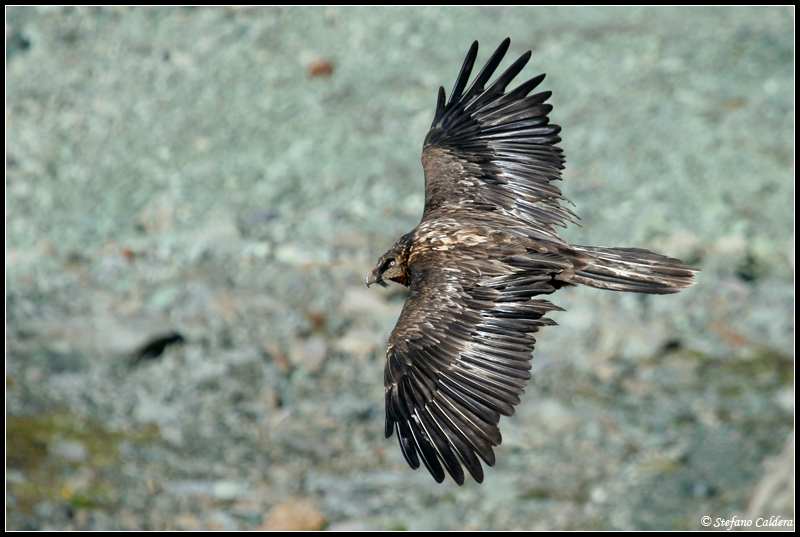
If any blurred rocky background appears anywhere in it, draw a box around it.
[6,6,793,530]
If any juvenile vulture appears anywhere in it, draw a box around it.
[366,38,698,485]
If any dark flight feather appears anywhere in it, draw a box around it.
[367,39,698,485]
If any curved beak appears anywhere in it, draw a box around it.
[365,270,386,288]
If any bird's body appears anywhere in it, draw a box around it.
[367,38,698,485]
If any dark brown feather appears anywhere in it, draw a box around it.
[368,39,699,485]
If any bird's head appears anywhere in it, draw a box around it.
[366,253,406,288]
[366,234,413,288]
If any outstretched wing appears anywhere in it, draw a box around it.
[421,38,575,243]
[384,245,565,484]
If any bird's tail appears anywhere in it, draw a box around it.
[569,245,698,294]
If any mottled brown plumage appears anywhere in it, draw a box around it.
[366,38,698,485]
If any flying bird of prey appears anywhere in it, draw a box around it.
[366,38,698,485]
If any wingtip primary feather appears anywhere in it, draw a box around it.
[436,86,446,113]
[449,40,479,106]
[459,38,512,105]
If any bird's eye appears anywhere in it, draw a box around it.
[389,260,396,267]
